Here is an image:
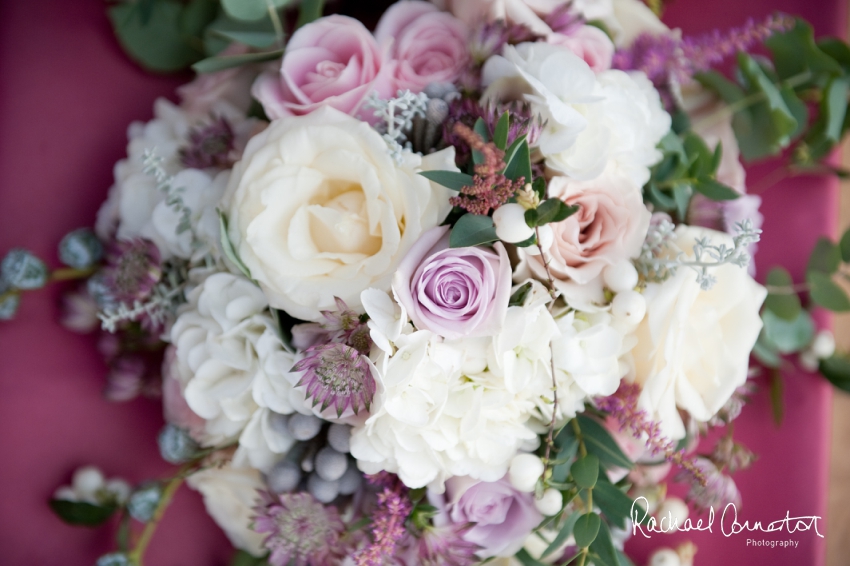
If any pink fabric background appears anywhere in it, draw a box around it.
[0,0,842,565]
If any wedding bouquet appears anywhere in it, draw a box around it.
[3,0,850,564]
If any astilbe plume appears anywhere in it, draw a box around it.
[613,13,794,106]
[448,122,527,216]
[253,491,346,566]
[354,473,412,566]
[596,383,706,485]
[179,116,235,169]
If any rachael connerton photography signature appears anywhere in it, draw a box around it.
[629,497,825,539]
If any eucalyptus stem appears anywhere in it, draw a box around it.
[534,226,557,301]
[265,0,285,48]
[51,266,97,281]
[0,288,19,305]
[765,282,810,294]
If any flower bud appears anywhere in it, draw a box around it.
[157,424,199,464]
[96,553,132,566]
[307,473,340,503]
[267,460,302,493]
[128,483,162,523]
[611,290,646,325]
[811,330,836,359]
[534,487,563,516]
[327,423,351,454]
[287,413,323,441]
[59,228,103,269]
[649,548,681,566]
[493,203,534,244]
[72,466,105,496]
[655,497,689,532]
[1,248,48,290]
[315,447,348,482]
[508,453,544,493]
[603,261,639,293]
[0,282,20,320]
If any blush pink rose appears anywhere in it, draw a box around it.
[547,25,615,73]
[375,1,470,92]
[252,15,394,119]
[393,225,512,339]
[445,475,543,558]
[521,172,650,306]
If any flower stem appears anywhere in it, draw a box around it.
[127,463,192,565]
[0,287,19,305]
[534,227,557,301]
[51,266,97,281]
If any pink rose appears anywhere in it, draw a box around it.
[431,0,566,36]
[375,1,470,92]
[547,25,614,72]
[521,172,650,306]
[445,475,542,558]
[252,15,394,119]
[393,225,512,339]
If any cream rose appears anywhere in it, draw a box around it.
[226,106,455,321]
[630,225,767,439]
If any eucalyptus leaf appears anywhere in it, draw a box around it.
[762,309,814,353]
[589,520,620,566]
[840,226,850,262]
[807,237,841,275]
[819,354,850,392]
[593,479,638,529]
[807,271,850,311]
[570,455,599,489]
[515,548,548,566]
[418,170,474,191]
[541,511,581,559]
[765,19,842,81]
[696,70,746,103]
[753,331,782,368]
[494,111,510,150]
[576,415,633,470]
[218,210,253,279]
[49,499,116,527]
[763,267,802,320]
[222,0,290,22]
[573,512,601,548]
[449,214,498,248]
[297,0,326,28]
[193,48,284,73]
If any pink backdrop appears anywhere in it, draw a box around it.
[0,0,842,565]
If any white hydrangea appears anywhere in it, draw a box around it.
[481,42,670,186]
[169,271,298,472]
[96,98,261,262]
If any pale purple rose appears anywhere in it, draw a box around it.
[445,475,542,558]
[375,1,470,92]
[252,15,395,119]
[393,225,511,339]
[547,25,615,73]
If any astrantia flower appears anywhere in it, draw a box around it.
[254,491,345,566]
[416,523,480,566]
[292,343,376,417]
[102,238,161,303]
[179,116,235,169]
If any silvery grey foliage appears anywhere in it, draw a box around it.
[1,248,48,290]
[58,229,103,269]
[97,260,186,333]
[157,423,199,464]
[366,89,429,163]
[0,281,20,320]
[96,553,131,566]
[636,218,761,290]
[142,149,194,238]
[127,483,162,523]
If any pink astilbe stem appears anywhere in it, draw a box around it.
[355,473,412,566]
[596,383,706,486]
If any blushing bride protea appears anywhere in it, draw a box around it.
[253,491,346,566]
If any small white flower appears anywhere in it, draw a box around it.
[54,466,130,506]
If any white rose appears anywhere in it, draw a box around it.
[482,43,669,186]
[226,106,455,322]
[631,226,766,439]
[170,272,297,470]
[186,463,266,555]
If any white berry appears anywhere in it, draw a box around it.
[811,330,836,359]
[603,261,639,293]
[267,460,301,493]
[326,423,351,454]
[649,548,681,566]
[307,474,340,503]
[655,497,689,532]
[534,488,563,516]
[493,203,534,244]
[611,290,646,325]
[338,465,363,495]
[315,447,348,482]
[287,413,322,441]
[72,466,105,497]
[508,453,544,493]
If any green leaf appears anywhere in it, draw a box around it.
[769,370,785,427]
[589,520,620,566]
[515,548,548,566]
[808,271,850,311]
[765,18,842,81]
[552,432,579,483]
[696,70,746,104]
[840,227,850,263]
[592,480,637,529]
[297,0,325,28]
[209,29,278,48]
[494,111,510,150]
[449,214,498,248]
[109,0,207,73]
[820,77,849,143]
[418,170,474,191]
[230,549,270,566]
[817,37,850,74]
[753,331,782,368]
[203,11,278,55]
[709,142,723,175]
[576,415,633,470]
[645,182,677,212]
[193,48,284,73]
[672,182,692,220]
[509,282,533,307]
[807,237,841,275]
[763,267,802,320]
[222,0,290,22]
[762,309,815,353]
[472,118,490,165]
[570,455,599,489]
[541,511,581,559]
[218,210,253,279]
[819,354,850,392]
[683,132,713,178]
[573,512,601,548]
[180,0,218,39]
[49,499,116,527]
[503,140,532,182]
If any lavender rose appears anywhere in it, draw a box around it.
[393,225,511,339]
[252,15,394,119]
[375,1,470,92]
[445,475,543,558]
